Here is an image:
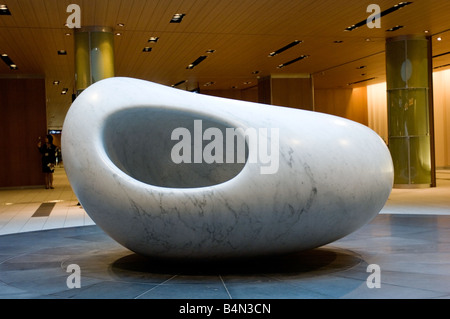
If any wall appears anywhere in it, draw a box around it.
[0,78,47,188]
[432,70,450,168]
[201,86,258,103]
[367,82,388,144]
[314,87,368,126]
[257,75,314,111]
[271,77,314,111]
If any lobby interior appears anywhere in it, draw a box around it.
[1,0,450,299]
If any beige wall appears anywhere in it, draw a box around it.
[433,70,450,168]
[367,82,388,144]
[201,86,258,102]
[314,87,368,126]
[271,77,314,111]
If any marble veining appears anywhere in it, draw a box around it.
[62,77,394,259]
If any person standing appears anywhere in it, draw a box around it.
[37,135,57,189]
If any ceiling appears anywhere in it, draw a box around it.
[1,0,450,129]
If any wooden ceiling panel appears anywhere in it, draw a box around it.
[2,0,450,129]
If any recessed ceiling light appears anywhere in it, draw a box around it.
[143,47,152,52]
[206,49,215,54]
[65,33,71,36]
[0,4,11,15]
[61,88,69,95]
[437,37,442,41]
[53,81,60,85]
[148,37,159,43]
[58,50,67,55]
[252,71,260,75]
[345,24,358,32]
[269,40,302,57]
[170,13,185,23]
[10,64,17,70]
[117,23,125,27]
[115,32,122,36]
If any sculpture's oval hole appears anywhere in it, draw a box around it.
[103,107,248,188]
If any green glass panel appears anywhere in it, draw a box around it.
[389,138,410,184]
[409,136,431,185]
[406,39,429,88]
[388,88,429,137]
[386,40,406,90]
[74,32,90,91]
[389,136,431,185]
[386,36,432,187]
[90,31,115,84]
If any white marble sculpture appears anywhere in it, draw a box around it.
[62,77,393,259]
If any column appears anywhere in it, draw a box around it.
[74,26,115,95]
[386,35,436,188]
[258,74,314,111]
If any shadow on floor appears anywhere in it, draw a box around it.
[110,247,363,278]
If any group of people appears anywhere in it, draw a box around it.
[37,134,61,189]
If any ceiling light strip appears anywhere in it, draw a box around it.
[1,53,17,69]
[186,56,207,69]
[269,40,302,57]
[348,77,376,85]
[345,2,413,31]
[386,25,404,32]
[172,80,187,87]
[434,63,450,70]
[277,55,309,69]
[433,51,450,59]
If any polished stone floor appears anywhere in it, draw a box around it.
[1,169,450,299]
[1,214,450,299]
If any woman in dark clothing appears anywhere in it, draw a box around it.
[38,134,57,189]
